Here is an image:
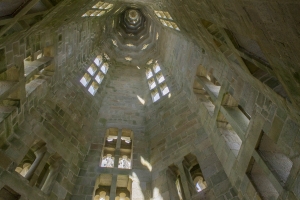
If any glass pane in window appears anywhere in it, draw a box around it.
[146,68,153,79]
[101,63,109,74]
[160,83,170,96]
[151,89,160,102]
[80,73,91,87]
[153,64,161,73]
[148,78,156,90]
[94,55,103,66]
[87,64,97,76]
[95,72,104,84]
[156,72,165,83]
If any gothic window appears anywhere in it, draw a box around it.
[167,165,184,200]
[221,93,251,133]
[154,11,180,31]
[246,157,279,199]
[193,65,220,116]
[101,129,118,168]
[24,47,54,95]
[216,112,242,157]
[118,129,133,169]
[80,53,109,95]
[15,140,46,179]
[183,154,207,195]
[94,174,112,200]
[115,175,132,200]
[145,62,170,102]
[82,1,113,17]
[256,132,293,185]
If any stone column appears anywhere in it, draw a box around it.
[114,129,122,168]
[41,161,61,194]
[109,174,118,200]
[182,161,196,195]
[24,146,47,180]
[29,151,50,186]
[177,163,191,200]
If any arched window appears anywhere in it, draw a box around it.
[167,164,184,200]
[183,154,207,195]
[101,128,118,168]
[118,129,133,169]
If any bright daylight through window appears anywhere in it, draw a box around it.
[145,62,170,102]
[80,54,110,95]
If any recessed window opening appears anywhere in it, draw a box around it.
[80,54,109,95]
[154,11,180,31]
[148,78,156,90]
[146,68,153,79]
[94,55,103,66]
[193,79,215,116]
[82,1,113,17]
[247,157,279,199]
[156,32,159,40]
[15,140,46,180]
[217,112,242,157]
[256,132,293,185]
[101,129,117,168]
[153,63,161,73]
[95,72,104,84]
[93,174,112,200]
[167,165,184,200]
[145,63,170,102]
[101,63,109,74]
[151,89,160,102]
[183,154,207,195]
[88,81,99,96]
[116,175,132,199]
[87,64,97,76]
[118,130,133,169]
[156,72,165,83]
[160,83,169,96]
[80,73,91,87]
[222,93,250,132]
